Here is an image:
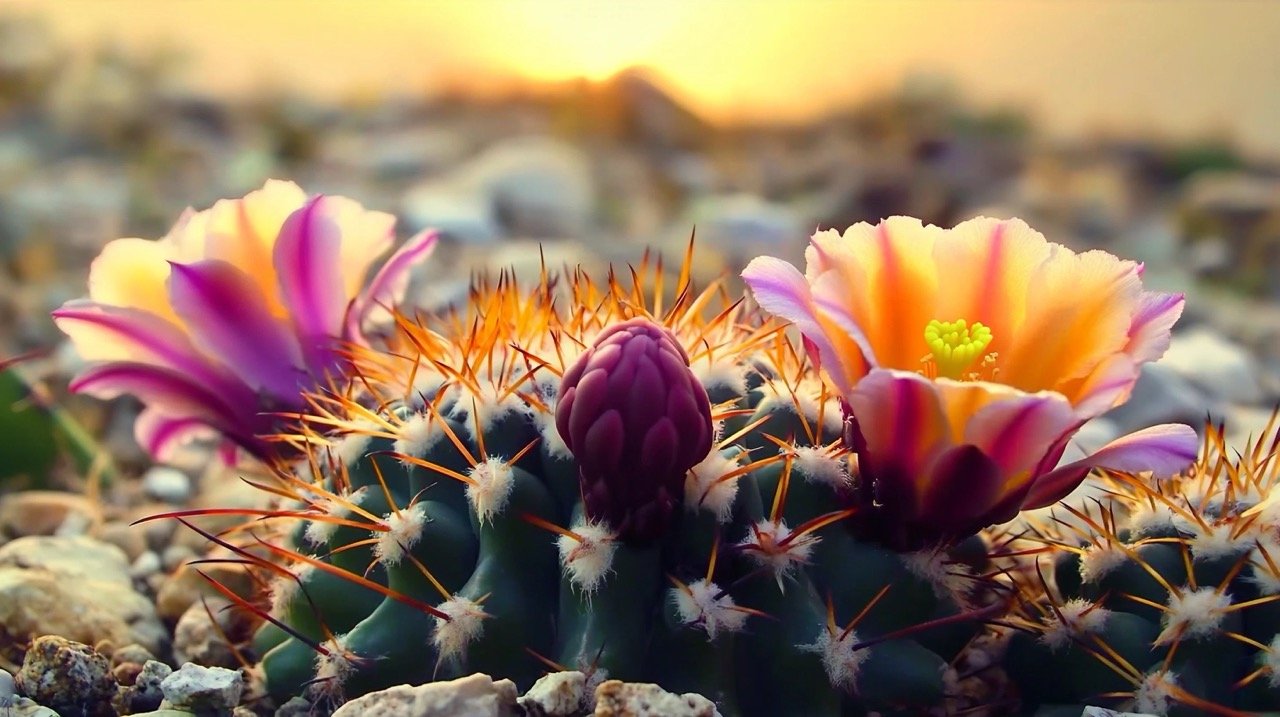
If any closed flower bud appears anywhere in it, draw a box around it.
[556,317,714,544]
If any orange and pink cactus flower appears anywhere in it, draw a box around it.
[742,216,1198,550]
[51,180,437,464]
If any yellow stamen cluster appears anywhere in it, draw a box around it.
[923,319,993,380]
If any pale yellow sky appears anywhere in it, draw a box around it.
[7,0,1280,156]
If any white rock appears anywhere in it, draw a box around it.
[0,536,165,654]
[0,667,14,700]
[330,673,519,717]
[1160,327,1264,405]
[592,680,720,717]
[518,671,588,716]
[456,136,596,238]
[159,663,243,712]
[142,466,193,504]
[1081,708,1159,717]
[130,551,163,580]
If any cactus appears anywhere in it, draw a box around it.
[1001,414,1280,716]
[156,251,1014,715]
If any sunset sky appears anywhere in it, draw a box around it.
[8,0,1280,156]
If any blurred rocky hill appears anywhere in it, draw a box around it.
[4,12,1280,453]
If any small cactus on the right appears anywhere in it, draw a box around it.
[1002,414,1280,716]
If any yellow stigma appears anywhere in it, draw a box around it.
[924,319,993,380]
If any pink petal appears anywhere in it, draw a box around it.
[1022,423,1199,509]
[274,196,347,342]
[167,260,307,399]
[134,407,218,463]
[345,229,439,343]
[1125,291,1185,365]
[847,369,951,487]
[51,301,230,391]
[742,256,872,397]
[70,362,250,434]
[962,389,1077,479]
[1067,352,1141,420]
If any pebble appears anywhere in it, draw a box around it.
[173,598,240,668]
[0,667,14,701]
[131,550,164,580]
[99,520,151,562]
[156,559,256,623]
[519,671,589,716]
[0,536,167,657]
[592,681,719,717]
[0,697,60,716]
[162,544,197,573]
[273,696,312,717]
[116,660,172,714]
[330,673,520,717]
[160,663,244,714]
[14,635,117,717]
[0,491,102,539]
[143,466,194,504]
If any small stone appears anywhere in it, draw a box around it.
[131,551,164,580]
[330,673,519,717]
[592,681,719,717]
[160,663,244,714]
[273,696,312,717]
[173,598,239,668]
[0,536,167,659]
[117,660,172,714]
[157,560,256,623]
[162,544,197,573]
[111,643,159,670]
[15,635,117,717]
[519,671,589,716]
[233,708,257,717]
[0,667,14,699]
[114,660,145,686]
[143,466,194,504]
[99,521,150,562]
[1080,709,1160,717]
[0,491,102,539]
[1,697,60,716]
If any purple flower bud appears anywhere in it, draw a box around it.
[556,317,714,544]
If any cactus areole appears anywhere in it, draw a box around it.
[556,317,714,545]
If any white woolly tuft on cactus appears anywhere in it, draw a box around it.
[690,357,749,395]
[331,429,376,468]
[311,638,357,699]
[432,596,487,660]
[394,411,449,459]
[447,381,534,443]
[753,377,843,435]
[669,578,748,640]
[1266,634,1280,688]
[801,625,868,692]
[737,519,816,586]
[1133,670,1179,715]
[304,487,365,547]
[790,446,851,489]
[904,548,974,606]
[1078,541,1129,584]
[467,458,516,523]
[684,448,742,524]
[374,502,428,567]
[268,565,312,617]
[1039,599,1111,651]
[1156,586,1232,645]
[558,521,617,596]
[1190,522,1252,562]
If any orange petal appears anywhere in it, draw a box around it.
[998,245,1143,395]
[203,180,309,316]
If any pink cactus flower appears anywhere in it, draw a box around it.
[52,180,437,463]
[742,216,1198,549]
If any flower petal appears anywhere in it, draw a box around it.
[960,387,1077,480]
[204,180,309,316]
[86,237,181,326]
[49,300,254,401]
[742,256,871,397]
[918,444,1006,529]
[274,196,347,341]
[167,259,307,398]
[324,196,397,299]
[847,369,951,492]
[346,229,439,342]
[1022,423,1199,509]
[70,362,250,434]
[1125,291,1185,365]
[999,244,1144,396]
[808,217,940,370]
[134,407,219,463]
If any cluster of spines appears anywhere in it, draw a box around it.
[152,244,1014,716]
[997,412,1280,716]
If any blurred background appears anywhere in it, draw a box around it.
[3,0,1280,487]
